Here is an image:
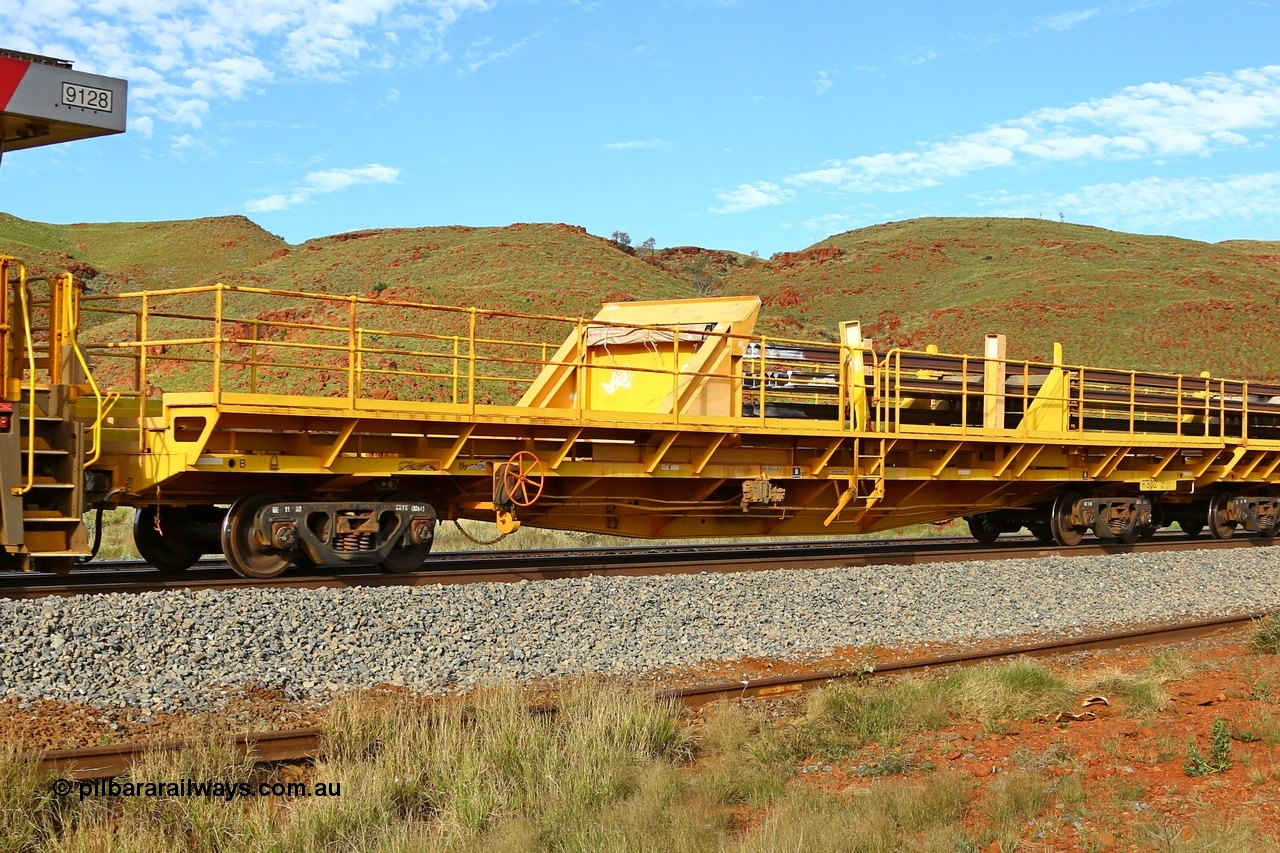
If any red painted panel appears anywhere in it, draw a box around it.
[0,56,30,110]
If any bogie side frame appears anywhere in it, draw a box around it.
[2,258,1278,575]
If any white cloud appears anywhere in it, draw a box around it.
[602,139,670,150]
[781,65,1280,194]
[459,31,538,76]
[245,163,401,212]
[1,0,491,129]
[1035,8,1099,31]
[972,172,1280,229]
[170,133,215,159]
[710,182,794,214]
[813,70,833,95]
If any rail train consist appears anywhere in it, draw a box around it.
[2,52,1278,578]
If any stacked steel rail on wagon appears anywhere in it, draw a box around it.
[0,264,1277,577]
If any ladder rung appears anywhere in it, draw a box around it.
[28,551,92,558]
[23,515,82,523]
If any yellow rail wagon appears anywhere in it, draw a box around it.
[3,50,1276,578]
[1,262,1277,577]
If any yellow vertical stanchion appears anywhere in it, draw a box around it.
[212,284,224,400]
[672,326,680,425]
[1128,371,1136,437]
[1078,368,1086,436]
[353,328,364,404]
[452,336,460,404]
[347,297,357,404]
[759,335,767,427]
[574,317,584,420]
[1242,380,1249,443]
[12,263,36,496]
[468,308,478,417]
[249,321,259,394]
[138,294,149,453]
[1175,375,1183,439]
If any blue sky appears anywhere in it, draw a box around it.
[2,0,1278,255]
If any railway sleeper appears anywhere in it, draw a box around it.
[220,493,437,579]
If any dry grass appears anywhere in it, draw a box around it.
[810,658,1075,748]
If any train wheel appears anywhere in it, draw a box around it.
[1049,492,1084,546]
[375,491,435,574]
[1180,519,1204,539]
[133,506,203,573]
[1207,493,1236,540]
[221,493,292,579]
[966,514,1002,544]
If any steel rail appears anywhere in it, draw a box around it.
[3,534,1275,599]
[35,610,1268,780]
[661,610,1270,705]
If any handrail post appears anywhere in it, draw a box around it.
[249,321,260,394]
[759,335,768,427]
[672,326,681,424]
[468,308,478,417]
[838,333,848,431]
[352,327,363,405]
[452,336,460,404]
[574,317,584,420]
[138,294,149,453]
[1077,368,1086,435]
[11,263,36,496]
[347,297,357,404]
[61,272,108,468]
[1242,381,1249,443]
[1213,381,1223,440]
[1129,371,1136,437]
[1175,375,1183,439]
[212,284,224,400]
[1203,375,1210,438]
[896,350,906,432]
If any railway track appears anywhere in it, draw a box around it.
[37,609,1269,780]
[3,533,1275,599]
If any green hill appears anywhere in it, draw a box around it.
[2,212,1277,380]
[720,217,1280,379]
[0,213,287,292]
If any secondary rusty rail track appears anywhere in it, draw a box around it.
[36,609,1272,780]
[4,534,1276,599]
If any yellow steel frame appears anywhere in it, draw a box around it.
[2,275,1262,538]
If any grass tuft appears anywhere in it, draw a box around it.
[1248,616,1280,655]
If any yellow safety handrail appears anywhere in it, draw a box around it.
[11,264,36,496]
[61,273,116,467]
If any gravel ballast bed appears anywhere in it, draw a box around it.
[3,548,1277,713]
